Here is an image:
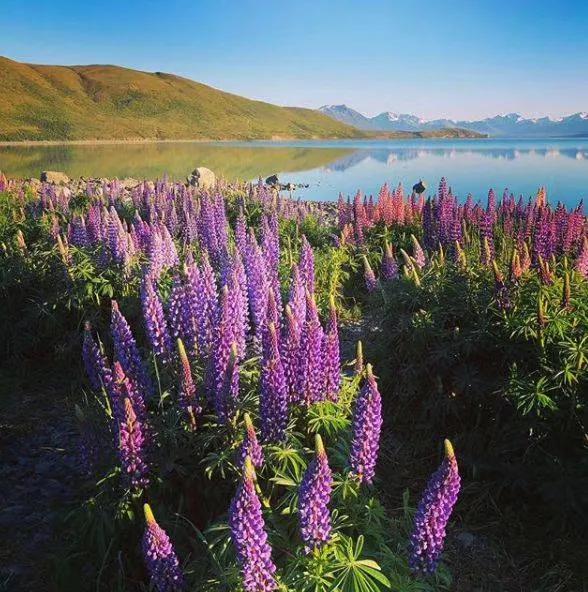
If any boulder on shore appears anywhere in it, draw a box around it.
[187,167,216,189]
[265,174,279,186]
[121,177,140,190]
[40,171,70,185]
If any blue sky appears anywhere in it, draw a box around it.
[2,0,587,120]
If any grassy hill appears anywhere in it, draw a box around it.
[0,56,363,141]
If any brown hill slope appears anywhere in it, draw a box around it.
[0,57,363,141]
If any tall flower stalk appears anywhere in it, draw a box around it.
[229,457,278,592]
[298,434,333,552]
[349,364,382,484]
[409,440,461,575]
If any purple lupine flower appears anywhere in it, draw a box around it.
[118,397,149,489]
[281,305,301,404]
[229,458,278,592]
[260,322,289,443]
[349,364,382,484]
[323,296,340,402]
[381,242,399,280]
[216,343,240,424]
[238,413,264,469]
[142,504,185,592]
[409,440,461,575]
[82,321,112,391]
[363,256,378,292]
[111,300,153,398]
[411,235,426,269]
[177,338,200,429]
[141,276,173,363]
[299,235,315,294]
[298,434,333,552]
[297,293,325,406]
[209,285,233,402]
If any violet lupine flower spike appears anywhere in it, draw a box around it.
[323,295,341,402]
[239,413,264,469]
[216,343,240,424]
[119,397,149,490]
[141,276,173,364]
[111,300,154,398]
[229,457,278,592]
[409,439,461,576]
[260,323,289,442]
[349,364,382,484]
[298,434,333,552]
[363,256,378,292]
[297,292,325,406]
[354,340,364,375]
[142,504,185,592]
[82,321,111,391]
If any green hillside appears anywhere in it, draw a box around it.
[0,56,363,141]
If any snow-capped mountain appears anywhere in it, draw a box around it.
[318,105,588,137]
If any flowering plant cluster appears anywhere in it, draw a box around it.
[5,169,585,591]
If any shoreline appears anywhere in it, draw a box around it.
[0,134,489,147]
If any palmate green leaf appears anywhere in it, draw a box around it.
[307,401,351,438]
[329,535,392,592]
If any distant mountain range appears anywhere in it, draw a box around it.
[318,105,588,137]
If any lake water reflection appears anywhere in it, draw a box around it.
[1,138,587,207]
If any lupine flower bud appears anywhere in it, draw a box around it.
[381,242,399,280]
[349,364,382,484]
[142,504,185,592]
[239,413,264,468]
[298,434,333,552]
[562,271,571,309]
[537,294,547,328]
[354,340,364,375]
[229,458,278,592]
[411,235,426,269]
[409,440,461,575]
[363,256,378,292]
[119,397,149,489]
[177,338,200,428]
[492,261,511,311]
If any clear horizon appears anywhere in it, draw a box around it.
[2,0,587,121]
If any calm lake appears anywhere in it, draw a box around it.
[1,138,587,207]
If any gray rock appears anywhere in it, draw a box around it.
[121,177,140,190]
[265,174,279,186]
[40,171,70,185]
[187,167,216,189]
